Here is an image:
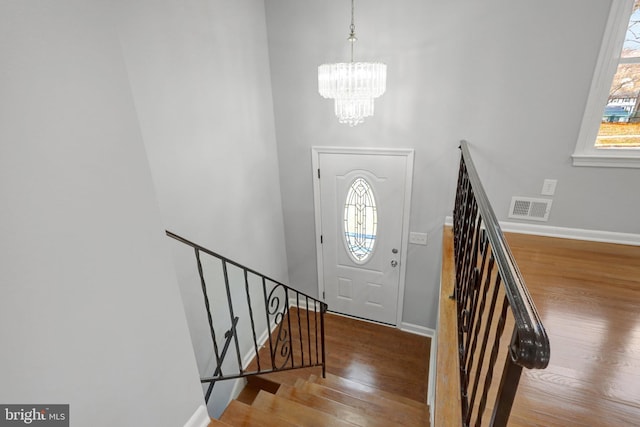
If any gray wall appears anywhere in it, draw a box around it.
[0,1,205,426]
[118,0,288,417]
[265,0,640,330]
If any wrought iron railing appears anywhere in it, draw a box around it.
[166,231,327,403]
[451,141,550,426]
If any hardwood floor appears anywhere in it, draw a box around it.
[323,312,431,404]
[438,226,640,426]
[232,227,640,426]
[238,308,431,412]
[239,309,431,405]
[504,232,640,427]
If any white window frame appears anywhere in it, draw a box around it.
[573,0,640,168]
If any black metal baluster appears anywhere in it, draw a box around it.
[490,329,524,427]
[320,303,327,378]
[475,295,510,427]
[262,277,275,370]
[314,300,319,364]
[285,287,294,368]
[467,274,502,426]
[244,268,260,371]
[464,230,490,367]
[306,296,311,366]
[194,248,222,401]
[296,293,303,366]
[460,205,480,311]
[465,252,495,400]
[459,196,478,312]
[458,188,480,415]
[221,260,243,375]
[194,248,221,370]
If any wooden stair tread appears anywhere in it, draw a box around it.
[311,373,428,411]
[276,383,389,427]
[295,378,428,427]
[245,365,322,389]
[252,390,359,427]
[219,400,297,427]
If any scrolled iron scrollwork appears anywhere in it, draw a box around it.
[266,283,292,369]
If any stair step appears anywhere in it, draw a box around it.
[276,383,388,427]
[252,390,358,427]
[234,382,261,405]
[311,373,428,410]
[219,400,296,427]
[245,365,322,390]
[297,378,428,427]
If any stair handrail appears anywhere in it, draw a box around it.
[457,141,550,370]
[448,140,550,426]
[166,230,328,403]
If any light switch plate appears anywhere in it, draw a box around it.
[409,232,428,245]
[541,179,557,196]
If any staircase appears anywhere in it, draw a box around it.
[166,231,430,426]
[211,370,430,426]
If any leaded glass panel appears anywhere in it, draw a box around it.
[343,177,377,263]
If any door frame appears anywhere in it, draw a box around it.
[311,146,414,327]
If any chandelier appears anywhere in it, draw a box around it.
[318,0,387,126]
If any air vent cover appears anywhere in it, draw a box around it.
[508,197,552,222]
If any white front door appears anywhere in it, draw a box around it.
[312,148,413,325]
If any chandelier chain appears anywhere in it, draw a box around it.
[350,0,356,37]
[349,0,356,62]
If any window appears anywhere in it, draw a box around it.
[573,0,640,167]
[343,177,377,263]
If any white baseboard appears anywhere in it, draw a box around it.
[288,296,323,311]
[401,322,437,427]
[399,322,435,338]
[428,330,437,427]
[400,322,437,421]
[444,216,640,246]
[183,405,210,427]
[499,220,640,246]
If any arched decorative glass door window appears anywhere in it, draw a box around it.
[343,177,378,262]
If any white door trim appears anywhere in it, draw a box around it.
[311,146,414,327]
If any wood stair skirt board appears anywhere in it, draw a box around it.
[217,372,430,426]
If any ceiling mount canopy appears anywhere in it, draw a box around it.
[318,0,387,127]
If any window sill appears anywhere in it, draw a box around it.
[572,151,640,168]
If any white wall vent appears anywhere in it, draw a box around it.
[508,197,552,222]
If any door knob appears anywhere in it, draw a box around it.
[392,248,398,254]
[391,260,398,267]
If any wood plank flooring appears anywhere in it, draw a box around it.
[225,309,431,426]
[438,226,640,426]
[323,312,431,403]
[504,231,640,427]
[241,308,431,404]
